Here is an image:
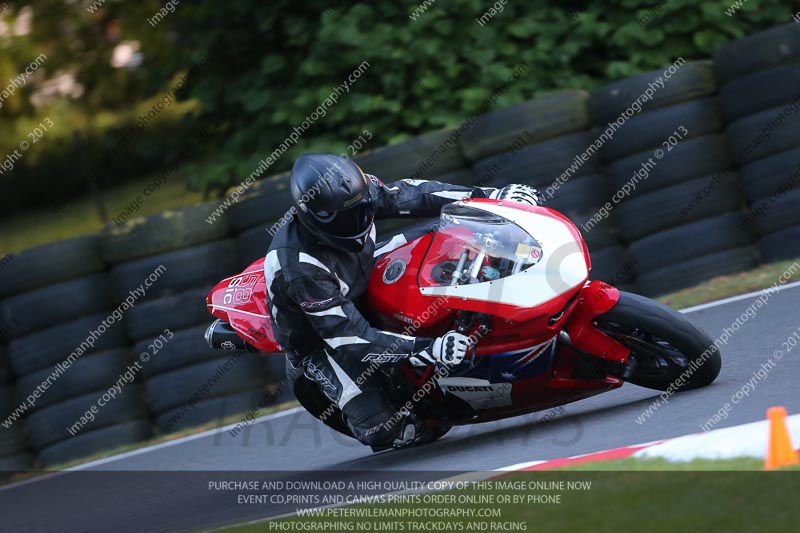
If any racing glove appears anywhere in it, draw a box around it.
[489,184,540,206]
[409,331,471,367]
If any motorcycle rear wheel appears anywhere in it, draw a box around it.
[594,291,721,391]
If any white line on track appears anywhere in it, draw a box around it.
[678,279,800,314]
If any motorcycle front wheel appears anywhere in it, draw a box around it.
[594,291,722,392]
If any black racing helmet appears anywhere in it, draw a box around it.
[290,153,375,252]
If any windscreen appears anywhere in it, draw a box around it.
[419,203,543,287]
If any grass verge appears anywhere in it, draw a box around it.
[656,257,800,309]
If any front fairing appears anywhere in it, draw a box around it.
[369,200,589,326]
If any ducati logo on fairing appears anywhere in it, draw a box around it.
[392,313,414,325]
[446,385,494,392]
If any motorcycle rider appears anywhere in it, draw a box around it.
[265,153,539,451]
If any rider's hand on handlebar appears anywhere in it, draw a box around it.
[489,184,540,206]
[410,331,471,367]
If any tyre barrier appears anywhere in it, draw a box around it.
[752,189,800,239]
[589,61,717,127]
[635,246,758,297]
[719,63,800,123]
[0,273,115,339]
[588,246,635,287]
[739,148,800,204]
[237,226,273,269]
[7,311,129,377]
[134,324,227,379]
[132,322,271,434]
[473,131,602,191]
[613,172,744,243]
[0,421,26,458]
[725,103,800,165]
[14,349,133,413]
[101,202,230,264]
[605,134,732,200]
[0,345,11,385]
[354,127,466,181]
[714,25,800,267]
[124,286,212,341]
[0,235,104,298]
[543,172,621,252]
[587,66,749,296]
[629,213,752,276]
[712,23,800,86]
[0,452,33,472]
[228,172,292,233]
[599,98,723,163]
[145,353,268,434]
[759,226,800,263]
[145,354,265,414]
[110,239,238,302]
[0,384,31,470]
[461,90,590,162]
[25,384,148,452]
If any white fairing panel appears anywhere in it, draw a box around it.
[419,202,588,308]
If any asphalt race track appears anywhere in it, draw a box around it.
[2,284,799,532]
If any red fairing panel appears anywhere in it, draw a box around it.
[206,259,282,353]
[368,232,458,337]
[564,280,629,364]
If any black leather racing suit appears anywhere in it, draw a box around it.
[265,176,492,448]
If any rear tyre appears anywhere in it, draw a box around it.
[594,291,721,391]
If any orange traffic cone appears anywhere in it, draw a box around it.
[764,407,799,470]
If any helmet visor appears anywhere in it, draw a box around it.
[311,202,375,239]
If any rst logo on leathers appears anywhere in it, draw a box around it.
[361,353,406,364]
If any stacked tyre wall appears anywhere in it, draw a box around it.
[0,342,30,470]
[588,60,756,296]
[103,204,270,436]
[0,236,148,468]
[714,24,800,264]
[0,23,798,469]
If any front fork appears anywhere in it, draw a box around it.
[563,281,630,365]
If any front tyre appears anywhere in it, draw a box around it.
[594,291,721,391]
[412,423,453,447]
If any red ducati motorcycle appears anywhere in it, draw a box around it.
[206,199,721,442]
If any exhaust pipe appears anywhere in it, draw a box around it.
[205,319,256,352]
